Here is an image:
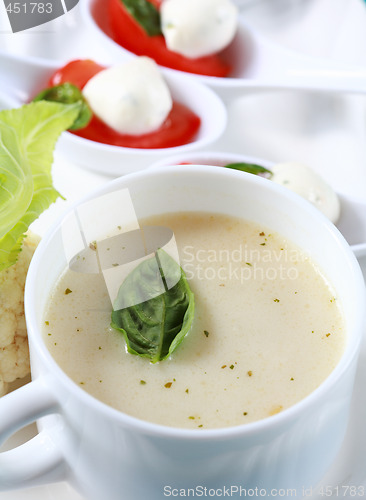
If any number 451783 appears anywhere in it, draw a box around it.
[6,3,53,14]
[319,485,365,497]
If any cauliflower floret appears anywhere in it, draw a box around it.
[0,232,40,396]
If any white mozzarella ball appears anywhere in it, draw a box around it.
[82,57,173,135]
[271,162,340,223]
[161,0,238,59]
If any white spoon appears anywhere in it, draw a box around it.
[0,51,227,176]
[81,0,366,100]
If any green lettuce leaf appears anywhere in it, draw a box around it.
[111,248,195,363]
[0,100,81,271]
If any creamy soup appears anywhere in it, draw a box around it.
[43,213,346,429]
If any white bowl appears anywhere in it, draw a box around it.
[0,52,227,176]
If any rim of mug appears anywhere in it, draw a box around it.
[25,164,366,440]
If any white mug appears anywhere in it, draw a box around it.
[0,165,365,500]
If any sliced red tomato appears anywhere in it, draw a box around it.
[105,0,231,77]
[46,59,201,149]
[49,60,106,89]
[72,102,201,149]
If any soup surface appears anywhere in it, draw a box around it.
[43,212,345,429]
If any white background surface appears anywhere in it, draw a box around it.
[0,0,366,499]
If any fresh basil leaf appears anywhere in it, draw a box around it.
[33,83,92,130]
[224,162,273,177]
[121,0,162,37]
[0,101,81,270]
[111,248,194,363]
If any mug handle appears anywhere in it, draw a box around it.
[0,377,67,489]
